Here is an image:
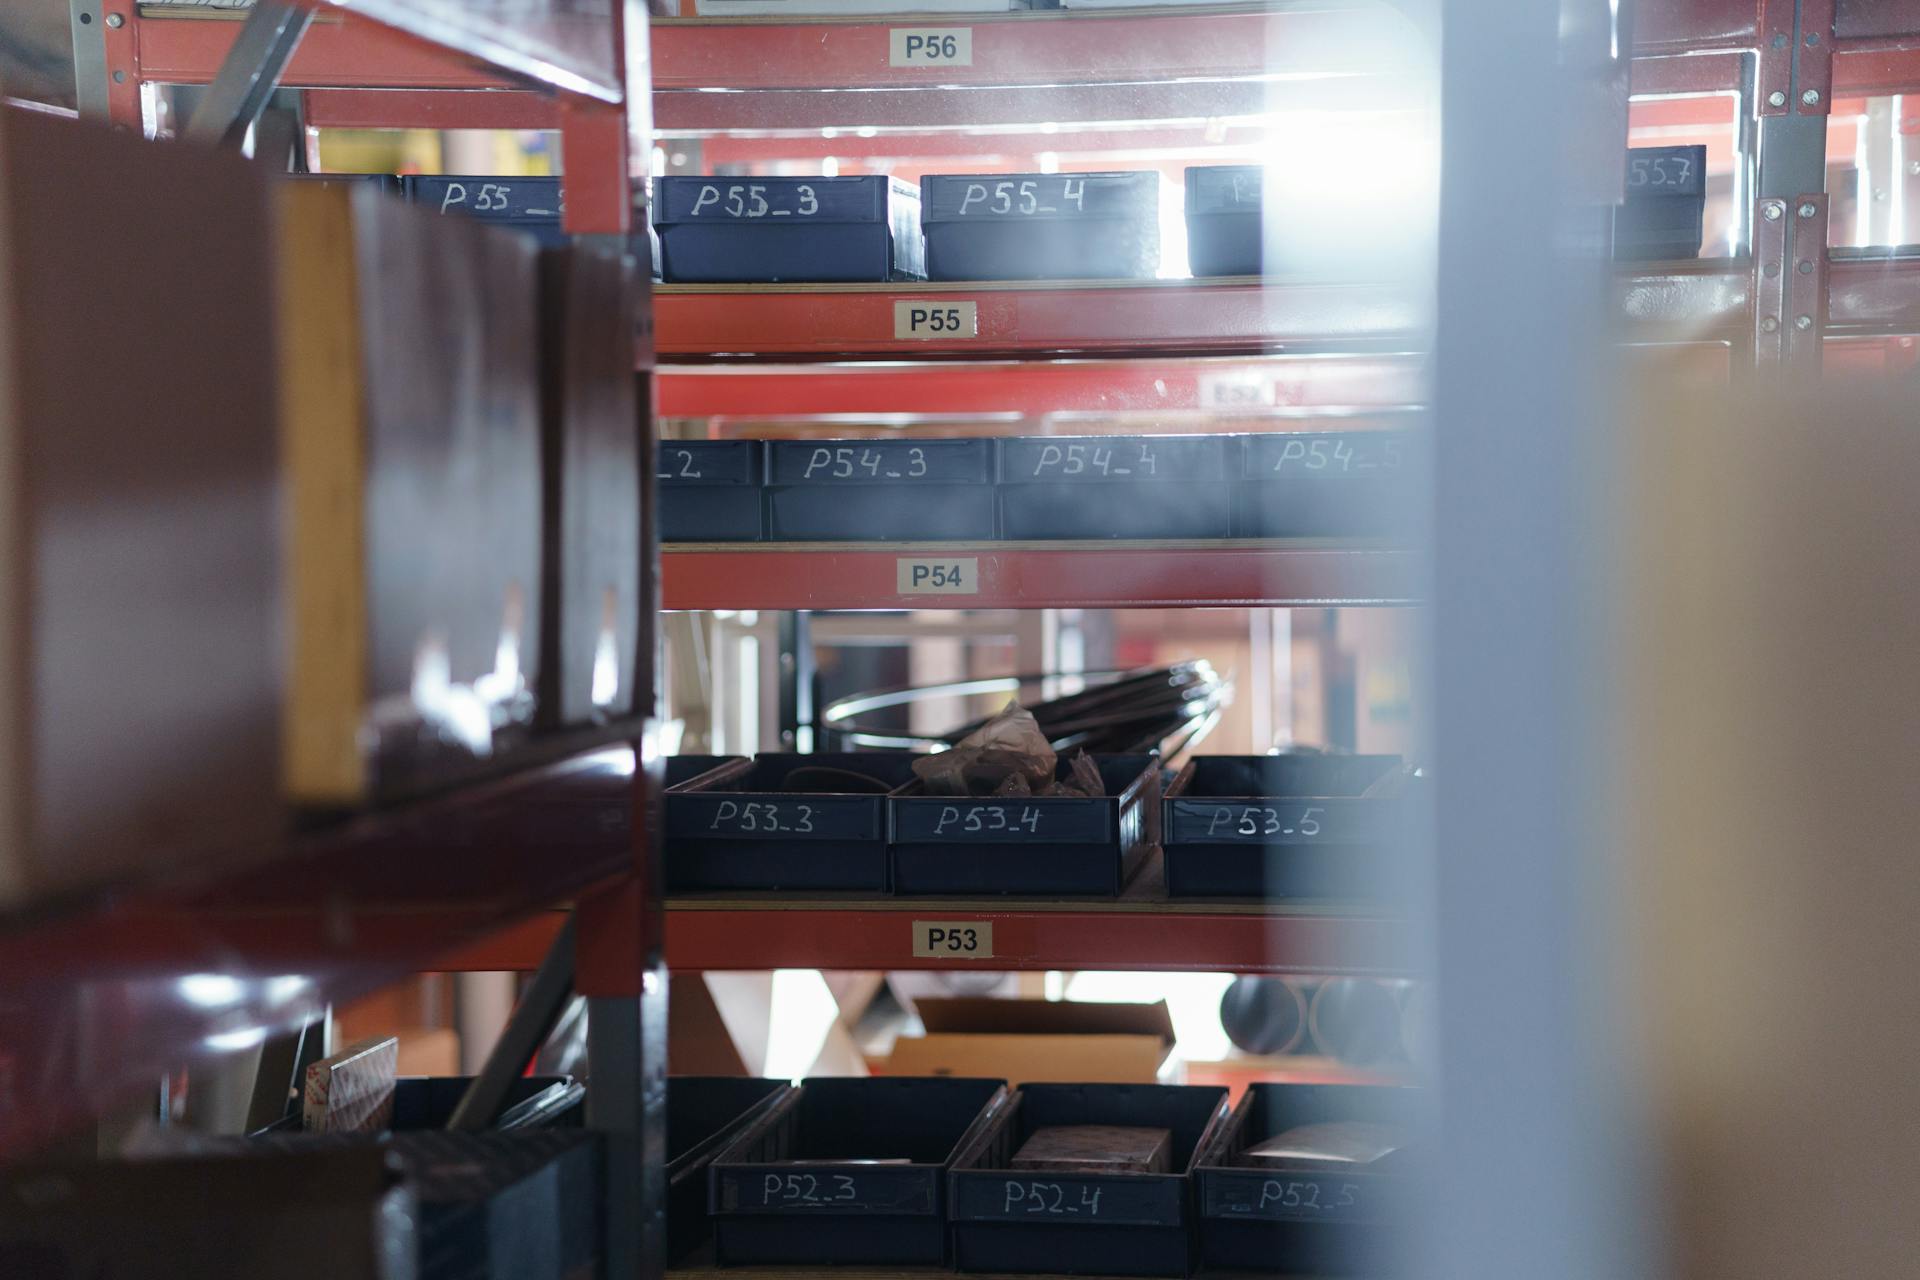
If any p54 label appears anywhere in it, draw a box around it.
[897,557,977,595]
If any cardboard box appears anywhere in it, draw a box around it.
[884,997,1178,1084]
[276,179,544,805]
[0,105,282,911]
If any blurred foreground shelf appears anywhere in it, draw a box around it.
[0,746,637,1157]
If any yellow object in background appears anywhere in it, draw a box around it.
[315,128,559,177]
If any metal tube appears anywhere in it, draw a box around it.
[447,915,577,1131]
[183,0,313,150]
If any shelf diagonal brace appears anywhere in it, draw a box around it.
[446,913,578,1131]
[184,0,314,150]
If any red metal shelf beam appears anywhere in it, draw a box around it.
[120,5,1920,134]
[653,280,1426,361]
[136,11,515,90]
[658,354,1427,418]
[652,7,1407,92]
[436,904,1417,977]
[662,542,1420,610]
[654,261,1920,369]
[649,268,1750,369]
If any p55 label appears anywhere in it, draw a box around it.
[894,300,978,340]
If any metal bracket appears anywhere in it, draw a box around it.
[1786,193,1829,366]
[1753,194,1827,367]
[68,0,110,122]
[184,0,314,149]
[1756,0,1835,196]
[1757,0,1835,118]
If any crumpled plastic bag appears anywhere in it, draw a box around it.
[913,700,1056,797]
[913,701,1109,798]
[1052,750,1104,799]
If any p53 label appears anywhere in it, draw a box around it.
[897,557,977,595]
[890,28,972,67]
[912,921,993,958]
[894,300,978,340]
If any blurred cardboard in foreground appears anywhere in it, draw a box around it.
[1623,381,1920,1280]
[881,997,1179,1084]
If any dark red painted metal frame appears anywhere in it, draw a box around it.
[0,747,638,1157]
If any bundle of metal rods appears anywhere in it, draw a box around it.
[820,661,1231,759]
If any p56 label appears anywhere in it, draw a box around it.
[890,28,972,67]
[912,921,993,958]
[894,300,978,340]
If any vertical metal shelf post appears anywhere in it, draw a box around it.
[564,6,665,1277]
[1753,0,1835,368]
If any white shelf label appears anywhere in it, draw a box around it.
[894,300,978,340]
[889,28,973,67]
[897,557,978,595]
[1199,369,1307,409]
[912,920,994,959]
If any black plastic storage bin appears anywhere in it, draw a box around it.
[949,1082,1233,1277]
[1612,145,1707,260]
[398,1129,601,1280]
[391,1075,583,1131]
[1195,1082,1419,1274]
[1231,428,1419,538]
[709,1076,1011,1267]
[764,438,996,541]
[660,440,765,542]
[997,435,1231,540]
[1162,754,1408,899]
[668,1077,794,1263]
[1185,165,1263,277]
[891,754,1160,895]
[32,1123,602,1280]
[664,752,921,893]
[251,1074,581,1136]
[667,754,739,789]
[405,175,568,248]
[654,175,923,283]
[0,1146,413,1279]
[921,172,1159,280]
[290,172,403,196]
